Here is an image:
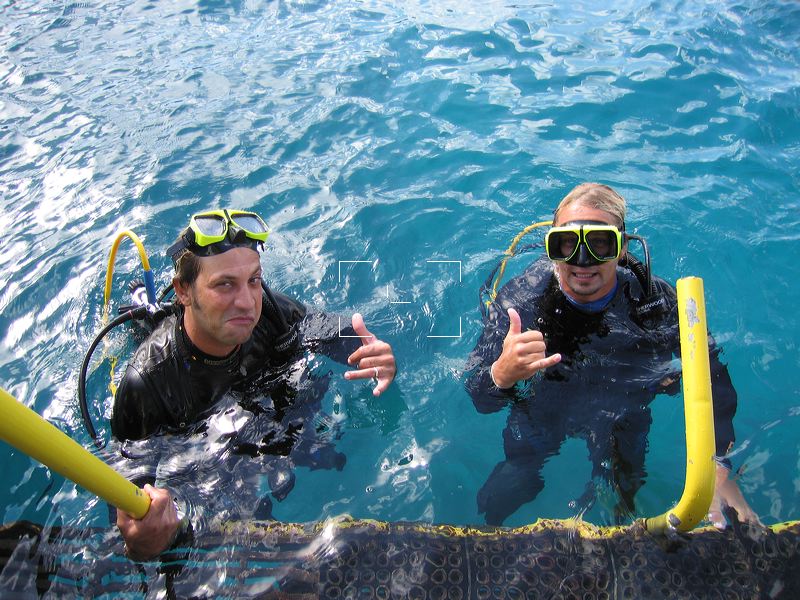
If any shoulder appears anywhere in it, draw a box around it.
[249,287,309,359]
[128,313,180,371]
[113,358,170,441]
[617,267,676,302]
[616,268,679,333]
[117,314,184,416]
[260,287,307,326]
[493,256,554,313]
[651,274,676,297]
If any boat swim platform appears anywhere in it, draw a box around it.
[1,514,798,599]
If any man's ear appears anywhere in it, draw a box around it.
[173,277,192,307]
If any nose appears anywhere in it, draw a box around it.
[233,283,258,311]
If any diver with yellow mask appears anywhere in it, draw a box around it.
[465,183,759,528]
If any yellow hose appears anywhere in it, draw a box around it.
[101,229,156,397]
[103,230,152,324]
[488,220,552,304]
[645,276,716,533]
[0,387,150,518]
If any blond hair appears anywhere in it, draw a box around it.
[553,183,626,229]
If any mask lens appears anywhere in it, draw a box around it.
[230,213,268,235]
[585,229,617,260]
[192,215,227,238]
[547,230,580,261]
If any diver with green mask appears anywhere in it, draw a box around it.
[465,183,759,529]
[112,209,397,561]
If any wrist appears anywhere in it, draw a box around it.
[490,362,513,389]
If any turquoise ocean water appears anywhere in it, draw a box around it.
[1,0,799,545]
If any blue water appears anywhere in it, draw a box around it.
[1,0,799,540]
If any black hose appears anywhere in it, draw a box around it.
[261,281,290,332]
[158,283,174,303]
[79,307,147,446]
[624,235,655,297]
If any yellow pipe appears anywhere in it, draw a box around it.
[645,276,716,533]
[0,387,150,518]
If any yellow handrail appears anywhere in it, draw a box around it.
[0,387,150,518]
[645,276,716,533]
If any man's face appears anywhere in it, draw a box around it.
[553,204,623,303]
[175,247,263,356]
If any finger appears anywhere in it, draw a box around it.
[348,340,391,366]
[348,313,376,365]
[510,338,547,357]
[347,355,384,370]
[116,508,133,529]
[507,308,522,337]
[351,313,374,346]
[372,375,391,396]
[707,508,726,530]
[528,353,561,373]
[144,485,169,512]
[514,329,544,343]
[344,367,379,381]
[143,484,159,502]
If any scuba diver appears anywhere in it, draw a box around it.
[465,183,760,528]
[108,209,396,561]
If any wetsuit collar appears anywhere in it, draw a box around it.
[176,311,242,368]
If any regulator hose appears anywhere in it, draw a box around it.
[623,234,655,297]
[625,253,655,297]
[78,306,147,446]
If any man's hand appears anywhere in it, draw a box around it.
[116,484,180,561]
[708,464,763,529]
[344,313,396,396]
[490,308,561,389]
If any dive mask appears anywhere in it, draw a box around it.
[545,221,624,266]
[168,209,269,266]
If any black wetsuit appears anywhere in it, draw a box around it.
[465,258,738,525]
[111,289,360,442]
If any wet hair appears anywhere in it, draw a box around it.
[553,183,626,229]
[174,249,203,287]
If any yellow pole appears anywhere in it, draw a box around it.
[645,276,716,533]
[0,387,150,518]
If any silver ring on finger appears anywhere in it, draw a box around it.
[373,367,379,381]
